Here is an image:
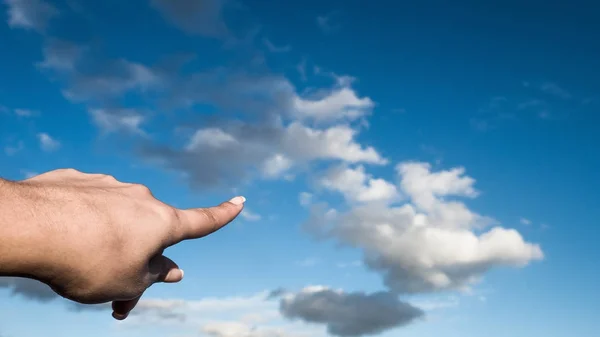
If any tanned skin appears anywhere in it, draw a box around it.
[0,169,244,320]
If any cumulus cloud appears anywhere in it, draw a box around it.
[37,132,60,152]
[305,161,543,294]
[318,165,399,204]
[292,82,374,122]
[4,0,58,32]
[279,287,423,336]
[142,120,385,188]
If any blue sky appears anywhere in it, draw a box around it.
[1,0,599,336]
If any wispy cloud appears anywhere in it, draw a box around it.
[540,82,572,100]
[4,0,58,32]
[37,132,60,152]
[4,141,23,156]
[263,38,291,53]
[240,209,262,221]
[520,217,532,225]
[316,12,341,34]
[150,0,230,38]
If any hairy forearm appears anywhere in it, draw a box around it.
[0,178,50,279]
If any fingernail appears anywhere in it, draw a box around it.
[180,269,184,278]
[112,312,128,320]
[228,196,246,205]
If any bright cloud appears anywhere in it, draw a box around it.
[305,162,543,294]
[318,165,399,204]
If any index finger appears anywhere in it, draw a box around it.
[167,196,245,246]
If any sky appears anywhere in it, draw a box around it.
[1,0,599,336]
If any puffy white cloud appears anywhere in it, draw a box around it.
[305,161,543,294]
[292,85,374,122]
[4,0,57,32]
[262,154,293,178]
[37,132,60,152]
[278,287,423,336]
[318,165,398,204]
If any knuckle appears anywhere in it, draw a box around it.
[57,168,79,174]
[156,203,178,224]
[130,183,152,195]
[99,174,116,181]
[199,208,219,228]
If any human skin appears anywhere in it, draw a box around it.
[0,169,244,319]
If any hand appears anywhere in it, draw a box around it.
[10,169,245,319]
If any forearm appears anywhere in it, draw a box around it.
[0,178,50,278]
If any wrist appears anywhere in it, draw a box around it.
[0,179,53,280]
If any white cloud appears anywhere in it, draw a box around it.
[71,291,326,337]
[262,154,293,178]
[318,165,399,204]
[147,120,386,187]
[411,296,460,311]
[299,192,313,207]
[37,132,60,152]
[14,108,36,117]
[519,217,532,226]
[4,0,58,32]
[89,108,145,135]
[292,84,374,122]
[305,161,543,294]
[241,209,262,221]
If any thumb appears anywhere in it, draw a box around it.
[148,255,184,284]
